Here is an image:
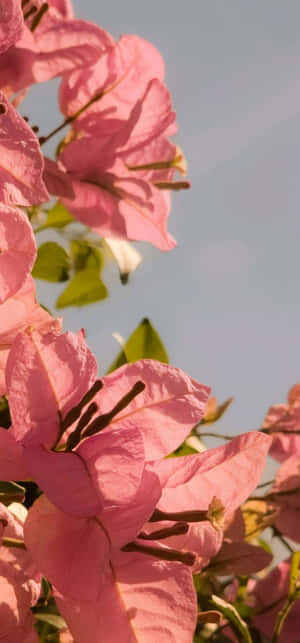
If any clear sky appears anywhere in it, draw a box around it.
[25,1,300,438]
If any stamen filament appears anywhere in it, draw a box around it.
[62,379,103,431]
[81,380,145,439]
[138,522,189,541]
[122,541,195,566]
[66,402,98,451]
[154,181,190,191]
[149,508,208,523]
[31,3,49,32]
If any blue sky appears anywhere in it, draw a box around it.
[25,1,300,438]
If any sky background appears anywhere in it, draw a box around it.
[24,1,300,440]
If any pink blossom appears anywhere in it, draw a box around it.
[59,81,178,249]
[91,359,210,459]
[0,206,36,304]
[0,0,24,54]
[59,34,167,135]
[55,552,197,643]
[263,384,300,461]
[268,455,300,542]
[0,92,49,206]
[7,328,97,448]
[0,503,40,643]
[147,432,271,570]
[253,558,300,642]
[0,1,113,94]
[0,276,61,396]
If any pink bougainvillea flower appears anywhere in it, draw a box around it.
[0,276,61,396]
[43,157,75,199]
[55,551,197,643]
[146,432,271,570]
[262,384,300,461]
[23,463,160,599]
[7,328,97,448]
[0,92,49,206]
[90,359,210,459]
[0,502,40,643]
[0,1,113,95]
[208,540,272,576]
[0,206,36,304]
[253,557,300,642]
[0,0,24,54]
[266,455,300,542]
[59,34,167,135]
[59,83,178,250]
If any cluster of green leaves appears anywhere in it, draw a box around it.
[33,202,108,308]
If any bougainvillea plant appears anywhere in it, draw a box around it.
[0,1,299,641]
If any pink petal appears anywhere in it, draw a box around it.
[0,276,61,396]
[99,469,161,548]
[24,495,110,600]
[0,93,49,205]
[0,429,28,480]
[61,167,176,251]
[77,426,145,508]
[95,360,210,459]
[43,157,75,198]
[154,432,271,516]
[253,558,300,642]
[60,34,165,126]
[7,329,97,448]
[210,541,272,575]
[57,551,197,643]
[264,402,300,462]
[0,0,24,54]
[271,456,300,542]
[23,445,101,517]
[0,206,36,303]
[0,561,36,643]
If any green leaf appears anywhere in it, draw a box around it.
[35,612,66,630]
[56,269,108,308]
[210,595,253,643]
[0,396,10,428]
[35,202,74,232]
[71,240,103,272]
[107,318,169,373]
[0,481,25,505]
[33,242,70,282]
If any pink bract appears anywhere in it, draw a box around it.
[0,0,24,54]
[56,552,197,643]
[263,386,300,461]
[0,93,49,206]
[0,206,36,304]
[93,359,210,459]
[7,329,97,448]
[0,1,113,94]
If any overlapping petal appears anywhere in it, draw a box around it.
[0,93,49,206]
[94,359,210,459]
[7,329,97,447]
[0,207,36,304]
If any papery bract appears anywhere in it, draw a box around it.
[93,359,210,459]
[0,206,36,304]
[55,552,197,643]
[7,328,97,447]
[0,276,61,396]
[268,455,300,542]
[0,2,114,94]
[253,558,300,642]
[0,0,23,54]
[263,384,300,461]
[0,92,49,205]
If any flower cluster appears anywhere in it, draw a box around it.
[0,2,299,642]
